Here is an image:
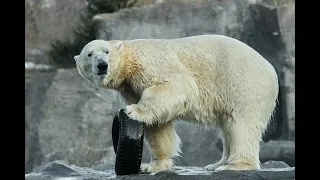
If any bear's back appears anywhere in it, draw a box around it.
[125,35,277,86]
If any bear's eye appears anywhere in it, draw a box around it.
[106,50,109,54]
[88,53,92,57]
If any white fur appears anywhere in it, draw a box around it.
[75,35,279,173]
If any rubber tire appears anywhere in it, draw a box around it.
[112,109,145,175]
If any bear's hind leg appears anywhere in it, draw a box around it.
[215,114,267,171]
[141,121,182,174]
[205,129,230,171]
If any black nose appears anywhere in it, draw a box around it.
[97,61,108,71]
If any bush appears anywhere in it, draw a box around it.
[48,0,136,68]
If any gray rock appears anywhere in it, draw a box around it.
[25,48,50,65]
[25,72,57,173]
[260,140,295,167]
[93,0,247,41]
[25,68,122,173]
[278,2,295,140]
[25,161,295,180]
[173,122,222,166]
[261,160,290,169]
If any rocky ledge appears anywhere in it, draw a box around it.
[25,161,295,180]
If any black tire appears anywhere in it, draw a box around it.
[112,109,145,175]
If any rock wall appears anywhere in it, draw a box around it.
[25,0,88,65]
[25,69,122,173]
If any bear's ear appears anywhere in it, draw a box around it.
[113,41,124,51]
[74,55,79,62]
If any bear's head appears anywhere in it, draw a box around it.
[74,40,124,89]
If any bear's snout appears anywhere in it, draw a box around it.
[97,61,108,75]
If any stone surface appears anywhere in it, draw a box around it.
[172,121,222,166]
[260,140,295,167]
[277,1,295,140]
[25,0,87,51]
[25,161,295,180]
[25,48,50,65]
[25,68,122,173]
[25,71,57,173]
[261,160,290,169]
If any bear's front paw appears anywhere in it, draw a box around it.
[124,105,154,125]
[124,104,144,122]
[140,159,172,174]
[140,163,153,174]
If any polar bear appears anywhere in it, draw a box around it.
[74,35,279,173]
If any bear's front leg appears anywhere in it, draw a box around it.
[141,121,182,174]
[124,82,190,126]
